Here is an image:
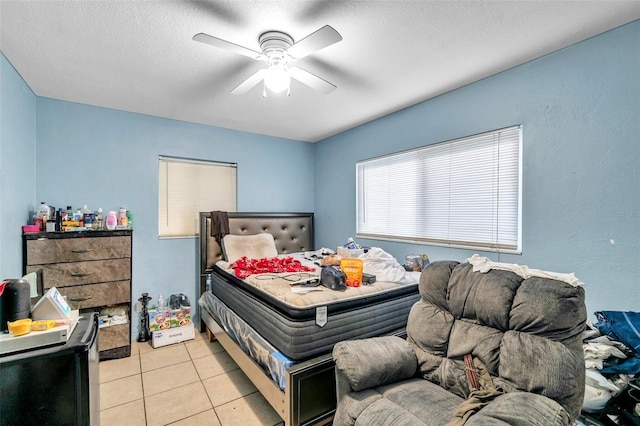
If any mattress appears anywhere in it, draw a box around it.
[208,255,421,360]
[199,291,294,391]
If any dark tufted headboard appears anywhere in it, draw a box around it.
[199,212,314,275]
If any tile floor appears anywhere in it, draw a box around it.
[99,332,284,426]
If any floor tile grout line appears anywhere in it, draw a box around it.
[138,346,148,426]
[198,359,226,426]
[164,407,220,426]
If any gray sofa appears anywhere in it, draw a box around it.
[332,260,586,425]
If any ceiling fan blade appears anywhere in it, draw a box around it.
[193,33,262,60]
[287,25,342,60]
[230,69,268,94]
[289,67,336,94]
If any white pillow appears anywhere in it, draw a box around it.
[222,233,278,263]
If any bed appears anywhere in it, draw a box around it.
[198,212,420,426]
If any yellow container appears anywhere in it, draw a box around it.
[31,319,56,331]
[8,318,32,336]
[340,258,364,287]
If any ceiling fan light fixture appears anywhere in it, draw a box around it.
[194,25,342,96]
[264,67,291,93]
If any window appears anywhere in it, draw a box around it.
[159,156,237,238]
[356,125,521,252]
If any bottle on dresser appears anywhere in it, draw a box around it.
[106,211,117,230]
[95,208,104,230]
[118,207,128,228]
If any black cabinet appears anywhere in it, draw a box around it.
[0,313,100,426]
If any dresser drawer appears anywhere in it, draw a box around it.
[98,323,130,352]
[54,281,131,310]
[25,236,131,265]
[27,258,131,287]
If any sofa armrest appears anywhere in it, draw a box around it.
[333,335,417,399]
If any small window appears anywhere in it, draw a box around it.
[159,156,237,238]
[356,125,522,252]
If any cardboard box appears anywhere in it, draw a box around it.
[170,306,192,328]
[152,322,195,348]
[148,308,171,332]
[169,309,180,328]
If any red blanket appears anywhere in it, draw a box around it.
[230,256,316,279]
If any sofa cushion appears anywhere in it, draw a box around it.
[464,392,571,425]
[334,378,463,426]
[495,331,584,415]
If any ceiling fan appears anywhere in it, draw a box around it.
[193,25,342,96]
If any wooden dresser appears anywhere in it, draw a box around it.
[23,230,132,360]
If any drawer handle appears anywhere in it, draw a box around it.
[70,272,93,277]
[71,248,94,253]
[69,296,92,302]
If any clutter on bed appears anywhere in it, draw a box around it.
[229,255,315,279]
[336,236,366,258]
[340,258,364,287]
[320,266,346,291]
[360,247,417,284]
[320,253,342,266]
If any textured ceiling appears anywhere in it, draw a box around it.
[1,1,639,142]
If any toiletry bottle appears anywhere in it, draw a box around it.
[106,211,117,230]
[37,202,49,222]
[81,205,92,228]
[126,210,133,229]
[96,208,104,230]
[118,207,128,228]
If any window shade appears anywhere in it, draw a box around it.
[357,125,521,251]
[159,156,237,238]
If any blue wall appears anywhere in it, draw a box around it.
[1,53,37,279]
[33,99,315,323]
[314,21,640,317]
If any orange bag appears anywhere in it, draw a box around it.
[340,258,364,287]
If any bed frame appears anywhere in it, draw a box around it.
[198,212,336,426]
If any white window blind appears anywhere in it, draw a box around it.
[357,125,521,251]
[159,156,237,238]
